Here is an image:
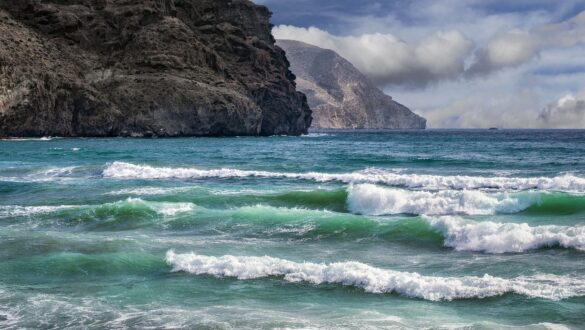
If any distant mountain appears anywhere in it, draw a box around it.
[278,40,426,129]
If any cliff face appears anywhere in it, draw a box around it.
[277,40,426,130]
[0,0,311,137]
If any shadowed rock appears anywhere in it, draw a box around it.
[0,0,311,137]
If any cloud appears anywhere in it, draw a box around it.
[390,61,585,129]
[273,26,474,88]
[466,30,540,76]
[400,76,544,129]
[265,0,585,128]
[538,90,585,128]
[467,11,585,75]
[274,11,585,88]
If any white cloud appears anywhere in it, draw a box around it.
[467,30,540,75]
[269,2,585,128]
[468,11,585,75]
[275,10,585,86]
[390,61,585,129]
[392,68,545,128]
[538,90,585,128]
[273,25,474,88]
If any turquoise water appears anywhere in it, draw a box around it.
[1,130,585,329]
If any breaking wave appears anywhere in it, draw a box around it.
[105,187,193,196]
[166,251,585,301]
[0,205,78,218]
[426,216,585,253]
[102,162,585,192]
[347,184,539,216]
[99,198,195,217]
[0,198,194,220]
[0,166,80,183]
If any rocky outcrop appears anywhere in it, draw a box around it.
[0,0,311,137]
[278,40,425,129]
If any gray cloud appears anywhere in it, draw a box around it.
[538,90,585,128]
[274,11,585,89]
[273,26,474,88]
[268,1,585,128]
[467,11,585,76]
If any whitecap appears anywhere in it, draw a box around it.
[1,166,80,183]
[165,251,585,301]
[347,184,538,216]
[116,198,194,216]
[105,187,192,196]
[0,137,53,141]
[301,133,331,138]
[102,162,585,192]
[0,199,194,219]
[426,216,585,253]
[0,205,78,218]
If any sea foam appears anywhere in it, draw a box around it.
[105,187,193,196]
[165,251,585,301]
[426,216,585,253]
[347,184,537,215]
[109,198,194,216]
[103,162,585,192]
[0,198,194,218]
[0,205,78,218]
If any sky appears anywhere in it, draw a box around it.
[254,0,585,128]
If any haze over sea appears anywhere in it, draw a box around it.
[1,130,585,329]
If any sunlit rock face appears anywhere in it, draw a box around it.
[278,39,426,129]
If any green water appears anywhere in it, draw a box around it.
[1,130,584,329]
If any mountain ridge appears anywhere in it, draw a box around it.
[277,39,426,129]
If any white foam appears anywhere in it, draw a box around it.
[426,216,585,253]
[165,251,585,301]
[120,198,194,216]
[301,133,331,138]
[539,323,572,330]
[1,166,80,183]
[347,184,538,216]
[105,187,192,196]
[0,199,194,218]
[209,188,273,196]
[0,205,77,218]
[36,166,77,178]
[155,202,194,216]
[102,162,585,192]
[0,137,53,141]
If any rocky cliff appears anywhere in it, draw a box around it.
[277,40,425,129]
[0,0,311,137]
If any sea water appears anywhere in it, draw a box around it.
[0,130,584,329]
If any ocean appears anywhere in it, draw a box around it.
[1,130,584,329]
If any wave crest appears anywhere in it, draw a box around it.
[0,205,78,218]
[165,251,585,301]
[103,162,585,192]
[347,184,537,216]
[101,198,194,217]
[0,198,194,219]
[427,216,585,253]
